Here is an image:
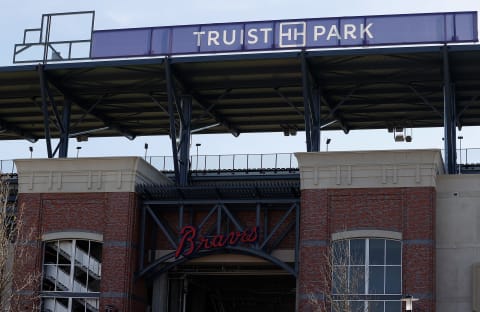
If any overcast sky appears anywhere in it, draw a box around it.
[0,0,479,162]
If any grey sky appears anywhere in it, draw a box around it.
[0,0,479,160]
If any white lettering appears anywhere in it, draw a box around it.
[279,22,306,47]
[327,25,341,40]
[343,24,356,39]
[259,28,272,43]
[240,29,244,45]
[208,31,220,46]
[360,23,374,39]
[247,28,259,44]
[193,31,205,47]
[314,25,326,40]
[223,30,236,45]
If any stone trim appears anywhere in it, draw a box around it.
[42,231,103,242]
[332,230,402,241]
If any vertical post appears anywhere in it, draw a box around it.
[443,46,457,174]
[301,53,312,152]
[38,65,53,158]
[165,58,180,184]
[295,203,300,275]
[178,95,192,186]
[138,204,146,272]
[59,98,71,158]
[311,87,321,152]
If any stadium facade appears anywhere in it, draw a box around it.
[2,10,480,312]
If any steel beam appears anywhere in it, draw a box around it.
[43,73,136,140]
[301,53,321,152]
[166,59,241,137]
[178,95,192,186]
[165,58,181,185]
[59,98,71,158]
[38,65,53,158]
[442,46,457,174]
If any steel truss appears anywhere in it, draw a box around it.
[137,186,300,279]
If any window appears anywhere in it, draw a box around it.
[332,238,401,312]
[41,239,102,312]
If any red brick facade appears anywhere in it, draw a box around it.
[12,192,147,312]
[298,187,436,312]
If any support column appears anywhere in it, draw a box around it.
[152,274,169,312]
[311,87,321,152]
[165,58,181,184]
[301,53,321,152]
[178,95,192,186]
[38,65,53,158]
[59,98,71,158]
[443,46,457,174]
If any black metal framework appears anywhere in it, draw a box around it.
[13,11,95,64]
[443,46,457,174]
[4,41,480,174]
[301,53,321,152]
[136,183,300,279]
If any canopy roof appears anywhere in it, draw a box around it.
[1,44,480,142]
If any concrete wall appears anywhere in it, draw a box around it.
[436,174,480,312]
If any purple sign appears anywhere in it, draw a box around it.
[91,12,478,59]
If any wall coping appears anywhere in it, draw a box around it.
[15,156,173,193]
[295,149,444,189]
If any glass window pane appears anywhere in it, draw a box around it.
[385,266,401,294]
[72,297,87,312]
[385,300,401,312]
[57,241,72,265]
[368,266,385,294]
[368,301,384,312]
[42,240,102,311]
[333,266,348,294]
[369,239,385,265]
[349,266,365,294]
[350,239,365,265]
[44,242,58,264]
[350,300,365,312]
[332,301,347,311]
[386,240,401,265]
[333,240,348,265]
[74,266,88,292]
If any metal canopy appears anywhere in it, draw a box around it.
[1,45,480,144]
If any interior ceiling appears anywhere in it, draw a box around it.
[1,44,480,142]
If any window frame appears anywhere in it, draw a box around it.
[40,238,102,312]
[331,237,402,312]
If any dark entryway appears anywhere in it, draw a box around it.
[168,272,295,312]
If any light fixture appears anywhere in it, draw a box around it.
[195,143,201,171]
[144,143,149,160]
[401,295,419,311]
[76,135,88,142]
[326,138,332,152]
[290,126,298,136]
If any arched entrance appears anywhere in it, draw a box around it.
[137,181,301,312]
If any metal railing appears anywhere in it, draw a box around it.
[2,149,480,174]
[146,153,298,172]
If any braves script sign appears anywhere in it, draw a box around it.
[91,12,477,59]
[175,225,259,258]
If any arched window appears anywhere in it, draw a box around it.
[41,239,102,312]
[332,238,402,312]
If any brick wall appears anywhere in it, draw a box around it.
[12,192,147,312]
[298,187,436,312]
